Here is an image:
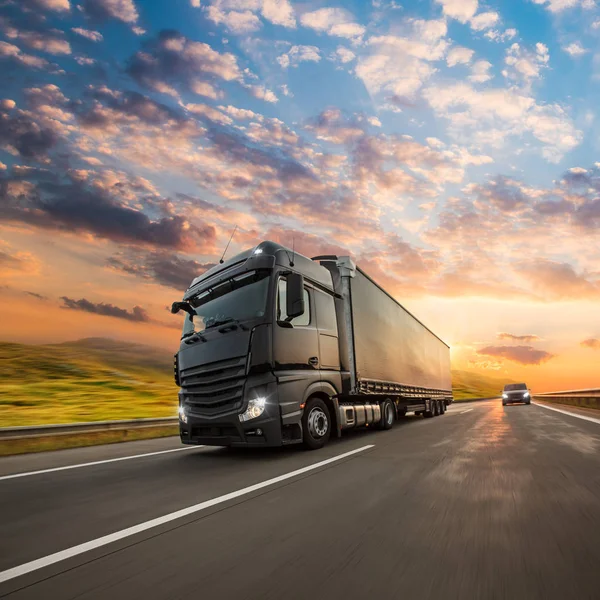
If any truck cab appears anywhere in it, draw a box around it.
[173,241,342,449]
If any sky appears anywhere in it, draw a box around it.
[1,0,599,392]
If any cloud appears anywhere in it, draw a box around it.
[434,0,499,31]
[80,0,140,25]
[434,0,478,23]
[477,345,555,365]
[469,60,492,83]
[277,45,320,69]
[24,291,48,300]
[71,27,104,42]
[423,81,582,161]
[126,31,274,102]
[1,166,215,251]
[532,0,595,12]
[331,46,356,64]
[108,251,216,289]
[305,108,365,144]
[0,41,52,70]
[470,11,500,31]
[0,243,40,277]
[0,103,61,158]
[581,338,600,350]
[199,0,296,31]
[485,28,517,42]
[183,102,232,125]
[205,6,262,34]
[0,21,72,55]
[261,0,296,28]
[300,7,365,40]
[60,296,150,322]
[356,20,448,99]
[446,46,474,67]
[21,0,70,11]
[503,43,549,84]
[498,332,542,342]
[517,258,600,299]
[563,42,587,57]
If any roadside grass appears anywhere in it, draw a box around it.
[0,339,178,427]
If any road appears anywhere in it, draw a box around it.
[1,400,600,599]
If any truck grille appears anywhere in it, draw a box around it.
[180,355,246,416]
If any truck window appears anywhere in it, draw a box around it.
[315,289,337,332]
[277,279,310,327]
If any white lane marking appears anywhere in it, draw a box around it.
[460,409,474,414]
[0,444,374,584]
[533,402,600,425]
[0,447,200,482]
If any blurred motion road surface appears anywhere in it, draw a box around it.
[2,400,600,599]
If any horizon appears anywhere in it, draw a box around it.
[1,0,600,393]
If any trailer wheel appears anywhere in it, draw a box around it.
[377,399,395,430]
[302,397,331,450]
[423,401,434,418]
[439,400,446,415]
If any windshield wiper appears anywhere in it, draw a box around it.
[205,317,248,332]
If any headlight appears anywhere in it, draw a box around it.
[523,391,530,398]
[239,397,266,422]
[179,403,188,424]
[502,393,508,399]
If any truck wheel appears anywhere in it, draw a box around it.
[302,398,331,450]
[439,401,446,415]
[424,401,434,418]
[377,399,394,430]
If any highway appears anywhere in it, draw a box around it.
[1,400,600,599]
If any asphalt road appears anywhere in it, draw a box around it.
[2,400,600,599]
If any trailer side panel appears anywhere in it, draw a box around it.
[350,269,451,392]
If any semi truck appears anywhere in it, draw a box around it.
[171,241,452,450]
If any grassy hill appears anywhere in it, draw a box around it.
[452,369,512,400]
[0,338,509,426]
[0,338,178,427]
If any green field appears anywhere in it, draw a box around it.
[0,338,509,427]
[451,369,511,400]
[0,338,178,427]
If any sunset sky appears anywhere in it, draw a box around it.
[1,0,599,392]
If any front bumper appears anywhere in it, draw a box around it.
[180,410,283,447]
[179,378,285,447]
[503,395,530,403]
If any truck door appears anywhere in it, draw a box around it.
[273,277,320,427]
[314,289,342,392]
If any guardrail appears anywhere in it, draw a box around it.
[0,417,178,440]
[0,417,179,456]
[534,389,600,398]
[533,389,600,410]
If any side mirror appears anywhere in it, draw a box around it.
[171,301,195,317]
[286,273,305,320]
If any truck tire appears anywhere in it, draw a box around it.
[439,400,446,415]
[423,401,434,418]
[377,399,394,430]
[302,398,331,450]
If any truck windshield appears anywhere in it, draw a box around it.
[504,383,527,391]
[182,270,270,338]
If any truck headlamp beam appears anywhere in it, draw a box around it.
[239,397,266,422]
